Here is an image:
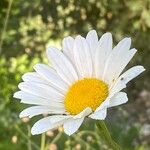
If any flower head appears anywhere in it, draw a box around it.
[14,30,145,136]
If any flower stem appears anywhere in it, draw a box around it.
[51,132,62,144]
[0,0,13,54]
[40,133,46,150]
[27,125,32,150]
[15,125,39,150]
[96,121,122,150]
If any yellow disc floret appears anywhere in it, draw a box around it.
[64,78,109,115]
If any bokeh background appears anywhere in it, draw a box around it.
[0,0,150,150]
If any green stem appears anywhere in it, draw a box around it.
[72,134,91,150]
[77,131,101,148]
[96,121,122,150]
[40,133,46,150]
[0,0,13,54]
[51,132,62,144]
[15,125,39,150]
[27,125,32,150]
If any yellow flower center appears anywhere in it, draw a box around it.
[64,78,109,115]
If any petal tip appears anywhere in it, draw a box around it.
[31,127,37,135]
[13,91,21,99]
[31,124,42,135]
[13,92,17,98]
[105,32,112,36]
[141,66,146,72]
[46,46,56,55]
[87,29,97,35]
[19,114,23,118]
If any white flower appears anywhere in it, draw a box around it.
[14,30,145,136]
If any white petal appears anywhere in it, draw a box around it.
[46,46,78,84]
[63,117,84,136]
[63,108,92,135]
[89,92,128,119]
[73,107,92,119]
[116,65,145,84]
[86,30,98,61]
[34,64,68,92]
[14,91,64,108]
[110,65,145,95]
[109,81,126,97]
[14,91,50,105]
[73,35,93,77]
[108,92,128,108]
[89,109,107,120]
[22,72,48,85]
[111,48,137,83]
[103,38,132,84]
[19,106,52,118]
[62,36,74,61]
[95,33,112,78]
[31,115,70,135]
[18,82,64,102]
[94,97,110,112]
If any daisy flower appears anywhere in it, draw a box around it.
[14,30,145,136]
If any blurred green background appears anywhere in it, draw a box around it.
[0,0,150,150]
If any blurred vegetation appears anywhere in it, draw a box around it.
[0,0,150,149]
